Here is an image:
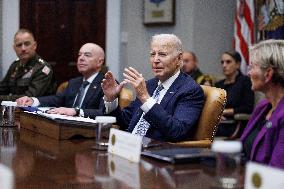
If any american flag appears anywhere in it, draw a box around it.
[234,0,255,74]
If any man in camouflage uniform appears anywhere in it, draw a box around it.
[0,29,56,102]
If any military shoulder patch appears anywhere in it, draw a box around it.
[42,66,51,75]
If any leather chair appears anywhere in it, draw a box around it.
[172,85,227,148]
[119,88,133,109]
[56,81,69,93]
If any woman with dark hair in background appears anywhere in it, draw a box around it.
[215,51,254,137]
[241,40,284,169]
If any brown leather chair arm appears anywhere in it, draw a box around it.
[226,113,251,140]
[234,113,251,121]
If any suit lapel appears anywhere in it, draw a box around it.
[69,78,83,107]
[247,104,270,159]
[160,73,184,108]
[81,73,103,107]
[250,122,268,159]
[250,97,284,159]
[241,106,268,140]
[133,73,184,123]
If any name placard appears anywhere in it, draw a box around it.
[245,162,284,189]
[108,128,142,162]
[0,164,14,189]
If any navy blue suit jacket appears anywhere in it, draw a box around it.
[109,72,205,142]
[38,72,104,117]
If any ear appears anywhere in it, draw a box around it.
[236,61,241,69]
[33,41,37,51]
[264,67,274,83]
[97,58,104,68]
[178,52,183,60]
[176,53,183,67]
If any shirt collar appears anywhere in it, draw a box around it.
[158,70,180,90]
[84,72,99,84]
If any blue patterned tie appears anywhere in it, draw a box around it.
[73,80,90,108]
[133,84,164,137]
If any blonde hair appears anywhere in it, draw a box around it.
[250,39,284,86]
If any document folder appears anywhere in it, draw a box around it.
[142,147,215,164]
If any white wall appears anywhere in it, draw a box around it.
[118,0,236,81]
[1,0,19,78]
[106,0,121,80]
[191,1,235,75]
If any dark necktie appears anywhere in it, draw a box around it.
[132,84,164,136]
[73,81,90,108]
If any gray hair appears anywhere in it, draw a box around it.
[250,39,284,86]
[151,34,183,56]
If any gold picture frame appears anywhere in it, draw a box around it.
[143,0,175,25]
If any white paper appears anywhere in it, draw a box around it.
[0,164,14,189]
[108,128,142,163]
[245,162,284,189]
[23,110,97,124]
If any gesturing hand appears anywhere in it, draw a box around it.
[123,67,150,103]
[101,71,125,102]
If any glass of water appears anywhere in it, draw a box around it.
[93,116,116,150]
[211,140,242,189]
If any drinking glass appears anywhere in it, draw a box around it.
[93,116,116,150]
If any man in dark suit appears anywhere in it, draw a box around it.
[17,43,105,118]
[102,34,204,142]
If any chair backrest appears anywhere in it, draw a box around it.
[119,88,133,108]
[193,85,227,141]
[56,81,69,93]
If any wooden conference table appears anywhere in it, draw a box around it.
[0,121,244,189]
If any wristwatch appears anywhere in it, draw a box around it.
[74,107,80,116]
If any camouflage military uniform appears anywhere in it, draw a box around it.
[0,54,57,102]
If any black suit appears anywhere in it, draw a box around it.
[38,72,104,117]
